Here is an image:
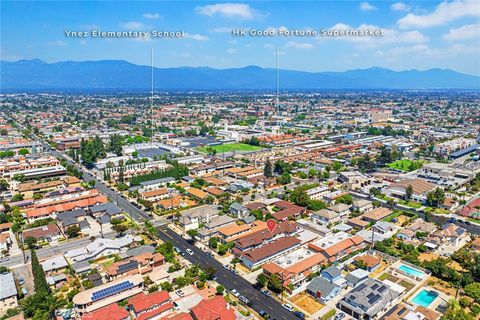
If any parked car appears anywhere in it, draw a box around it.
[293,311,305,319]
[223,264,231,270]
[447,217,457,223]
[261,290,272,297]
[230,289,240,297]
[21,287,27,295]
[175,289,184,297]
[259,311,270,319]
[18,278,25,285]
[282,303,294,312]
[335,312,346,320]
[186,248,194,255]
[239,295,251,306]
[174,247,182,253]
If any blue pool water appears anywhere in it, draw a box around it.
[412,290,438,307]
[399,264,425,279]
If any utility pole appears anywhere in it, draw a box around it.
[275,47,280,117]
[151,48,154,148]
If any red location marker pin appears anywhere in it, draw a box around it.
[266,219,277,233]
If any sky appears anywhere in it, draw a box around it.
[1,0,480,75]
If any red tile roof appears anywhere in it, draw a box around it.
[190,296,235,320]
[129,290,171,314]
[81,303,129,320]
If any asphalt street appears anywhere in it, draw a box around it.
[156,227,296,320]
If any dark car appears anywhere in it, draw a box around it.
[293,311,305,319]
[259,311,270,319]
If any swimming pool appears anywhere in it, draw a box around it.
[412,289,438,307]
[399,264,426,279]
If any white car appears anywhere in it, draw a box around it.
[186,248,194,255]
[282,303,294,312]
[175,289,184,297]
[230,289,240,297]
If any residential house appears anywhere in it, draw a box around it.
[80,303,130,320]
[0,273,18,313]
[65,235,136,263]
[337,278,400,320]
[309,234,365,263]
[312,209,340,225]
[352,198,374,213]
[234,221,297,252]
[361,207,393,223]
[262,248,326,290]
[321,266,342,283]
[128,291,173,320]
[105,253,165,280]
[354,255,381,272]
[190,296,235,320]
[241,236,301,270]
[22,224,62,243]
[41,256,68,275]
[73,274,144,315]
[307,276,341,303]
[229,202,250,219]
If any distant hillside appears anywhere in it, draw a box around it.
[1,59,479,90]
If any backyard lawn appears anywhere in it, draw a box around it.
[198,143,262,154]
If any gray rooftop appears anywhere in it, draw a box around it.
[322,266,341,279]
[126,245,155,257]
[307,276,340,298]
[139,177,175,186]
[0,272,17,299]
[41,256,68,272]
[339,278,399,317]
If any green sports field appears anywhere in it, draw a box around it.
[198,143,262,153]
[387,159,424,172]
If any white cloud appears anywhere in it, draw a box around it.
[391,2,410,11]
[324,23,429,46]
[195,3,258,19]
[359,2,377,11]
[227,48,237,54]
[443,23,480,40]
[285,41,314,49]
[184,33,210,41]
[398,0,480,29]
[143,13,162,19]
[121,21,145,30]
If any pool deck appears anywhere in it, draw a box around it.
[408,286,450,311]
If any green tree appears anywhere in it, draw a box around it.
[216,285,225,295]
[66,225,81,238]
[256,273,268,287]
[24,236,37,249]
[264,159,273,178]
[406,184,413,201]
[267,274,283,293]
[464,283,480,303]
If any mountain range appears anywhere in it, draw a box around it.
[1,59,479,91]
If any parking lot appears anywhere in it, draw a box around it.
[12,263,34,297]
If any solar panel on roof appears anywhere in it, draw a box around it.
[378,286,387,293]
[91,281,134,301]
